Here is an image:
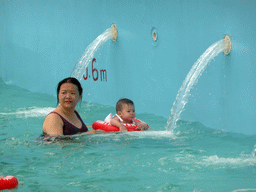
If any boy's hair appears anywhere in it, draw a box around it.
[116,98,134,113]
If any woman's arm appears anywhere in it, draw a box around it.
[81,129,97,134]
[43,113,64,136]
[65,129,97,137]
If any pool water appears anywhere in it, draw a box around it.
[1,82,256,192]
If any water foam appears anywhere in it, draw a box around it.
[126,131,176,139]
[175,153,256,169]
[92,131,176,140]
[232,189,256,192]
[0,107,54,118]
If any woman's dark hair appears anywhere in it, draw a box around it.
[56,77,83,105]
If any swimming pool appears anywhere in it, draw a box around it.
[1,0,256,135]
[1,81,256,191]
[1,1,256,191]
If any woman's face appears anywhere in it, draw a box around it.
[58,83,81,109]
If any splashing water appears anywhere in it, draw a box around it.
[0,107,55,118]
[251,144,256,157]
[166,39,226,130]
[71,27,115,81]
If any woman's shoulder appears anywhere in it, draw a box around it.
[46,110,59,117]
[44,111,62,122]
[42,111,63,133]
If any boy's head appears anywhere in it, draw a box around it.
[116,98,135,122]
[116,98,134,113]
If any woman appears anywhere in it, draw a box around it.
[42,77,96,137]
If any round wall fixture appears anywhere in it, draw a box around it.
[151,27,158,41]
[223,35,231,55]
[111,24,118,41]
[151,27,158,46]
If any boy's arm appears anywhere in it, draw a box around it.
[110,117,128,132]
[134,120,148,130]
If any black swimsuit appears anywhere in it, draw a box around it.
[41,110,88,137]
[49,111,88,135]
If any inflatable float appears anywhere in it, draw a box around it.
[92,113,149,132]
[0,176,18,190]
[92,119,149,132]
[92,117,149,132]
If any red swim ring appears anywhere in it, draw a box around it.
[92,118,149,132]
[0,176,19,190]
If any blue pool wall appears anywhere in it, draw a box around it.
[1,0,256,135]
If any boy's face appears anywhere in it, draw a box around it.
[118,104,135,123]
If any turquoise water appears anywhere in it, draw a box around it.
[1,82,256,192]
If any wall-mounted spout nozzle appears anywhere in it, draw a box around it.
[111,24,118,41]
[152,31,157,41]
[223,35,231,55]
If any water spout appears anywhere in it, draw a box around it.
[223,35,231,55]
[111,24,118,41]
[166,37,231,131]
[71,24,118,81]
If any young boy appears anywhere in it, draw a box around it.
[110,98,148,132]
